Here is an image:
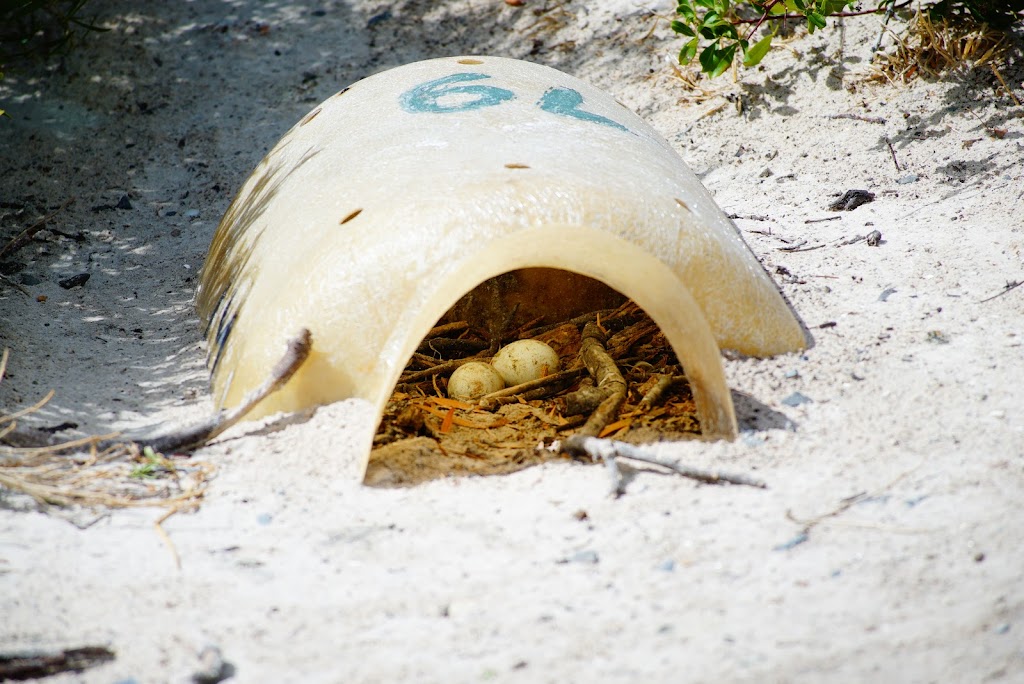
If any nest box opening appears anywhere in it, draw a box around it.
[364,268,707,487]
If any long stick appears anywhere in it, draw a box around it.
[136,328,312,452]
[562,434,766,496]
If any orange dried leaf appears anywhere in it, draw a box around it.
[428,396,475,410]
[420,404,508,429]
[599,417,633,438]
[440,407,455,434]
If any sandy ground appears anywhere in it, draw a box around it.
[1,0,1023,681]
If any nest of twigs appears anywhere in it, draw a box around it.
[367,301,703,486]
[0,350,211,514]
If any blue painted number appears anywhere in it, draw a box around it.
[537,87,629,132]
[400,74,632,134]
[400,73,515,114]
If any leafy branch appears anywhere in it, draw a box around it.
[672,0,1024,77]
[672,0,857,77]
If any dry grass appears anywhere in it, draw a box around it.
[0,348,211,513]
[871,9,1011,83]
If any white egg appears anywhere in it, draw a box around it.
[448,361,506,401]
[491,339,560,387]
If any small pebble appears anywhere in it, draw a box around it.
[829,189,875,211]
[564,550,599,564]
[781,392,812,407]
[256,513,273,525]
[367,10,391,26]
[185,209,201,219]
[896,174,919,184]
[58,273,90,289]
[995,623,1011,635]
[191,645,234,684]
[19,273,42,286]
[656,559,675,572]
[784,369,799,379]
[116,194,133,210]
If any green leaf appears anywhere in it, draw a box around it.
[700,43,736,78]
[709,44,737,78]
[819,0,854,14]
[807,11,826,32]
[698,44,719,73]
[676,2,697,23]
[679,38,699,64]
[671,20,695,37]
[704,17,738,40]
[742,33,773,66]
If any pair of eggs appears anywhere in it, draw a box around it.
[448,340,559,401]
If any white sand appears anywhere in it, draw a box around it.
[1,1,1022,681]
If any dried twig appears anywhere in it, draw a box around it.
[134,328,312,452]
[980,279,1023,303]
[417,337,488,357]
[477,368,585,410]
[3,329,312,455]
[990,64,1021,107]
[562,434,766,497]
[781,459,925,547]
[885,137,901,171]
[577,323,627,437]
[638,374,679,411]
[515,307,620,339]
[0,646,114,680]
[780,241,828,251]
[400,354,491,384]
[825,113,887,124]
[425,321,469,339]
[0,198,75,262]
[0,273,32,296]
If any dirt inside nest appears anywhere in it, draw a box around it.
[365,301,702,486]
